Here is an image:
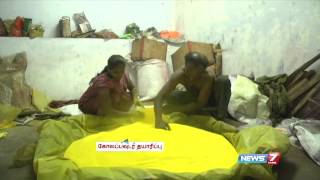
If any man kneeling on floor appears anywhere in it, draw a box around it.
[154,52,231,130]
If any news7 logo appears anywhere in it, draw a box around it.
[238,152,280,165]
[267,152,280,165]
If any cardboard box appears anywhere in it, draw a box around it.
[171,41,222,75]
[171,41,215,71]
[206,64,217,77]
[131,38,167,61]
[213,43,222,76]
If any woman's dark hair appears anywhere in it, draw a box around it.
[90,55,126,84]
[100,55,126,74]
[185,51,209,68]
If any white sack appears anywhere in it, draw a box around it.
[126,59,169,101]
[228,75,270,123]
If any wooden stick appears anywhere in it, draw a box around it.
[288,78,309,98]
[288,71,316,94]
[286,52,320,87]
[291,82,320,115]
[287,71,307,90]
[288,73,320,102]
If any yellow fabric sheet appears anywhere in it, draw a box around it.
[34,106,290,180]
[64,108,238,173]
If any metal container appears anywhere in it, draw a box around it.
[60,16,71,38]
[0,18,7,36]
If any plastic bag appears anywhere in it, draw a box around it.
[237,118,272,130]
[125,61,137,87]
[3,19,14,34]
[124,23,141,38]
[0,52,34,109]
[30,25,44,38]
[141,27,160,39]
[22,18,32,36]
[128,59,169,101]
[160,30,185,44]
[228,75,270,122]
[10,16,23,37]
[275,118,303,149]
[73,12,93,33]
[58,104,82,116]
[290,120,320,166]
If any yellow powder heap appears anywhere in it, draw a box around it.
[64,109,238,173]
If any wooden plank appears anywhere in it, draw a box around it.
[288,78,309,98]
[286,52,320,87]
[287,71,306,90]
[291,82,320,115]
[288,73,320,102]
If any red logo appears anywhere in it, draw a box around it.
[267,152,280,165]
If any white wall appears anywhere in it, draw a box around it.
[0,0,174,37]
[174,0,320,77]
[0,37,131,99]
[0,37,178,100]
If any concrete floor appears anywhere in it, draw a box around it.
[0,119,320,180]
[0,125,38,180]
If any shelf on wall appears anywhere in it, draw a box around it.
[0,37,134,41]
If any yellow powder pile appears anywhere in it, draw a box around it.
[64,109,238,173]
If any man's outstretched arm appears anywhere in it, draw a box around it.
[154,72,181,130]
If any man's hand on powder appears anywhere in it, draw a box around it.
[155,119,171,131]
[133,96,144,108]
[135,100,144,108]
